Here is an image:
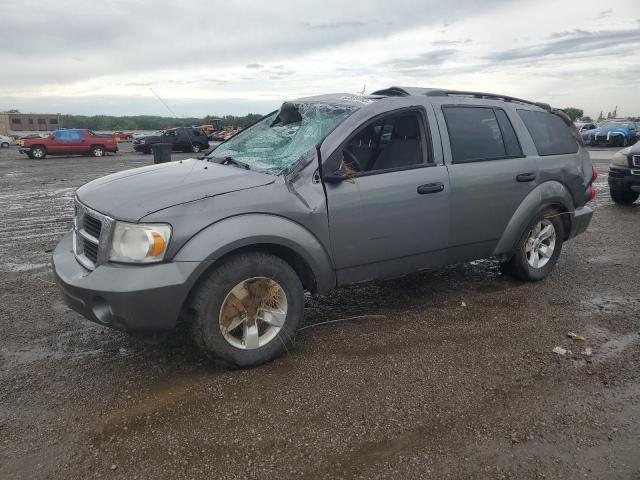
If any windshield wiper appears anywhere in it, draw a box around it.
[222,156,251,170]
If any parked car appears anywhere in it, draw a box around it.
[0,134,15,148]
[132,127,209,154]
[16,133,47,147]
[574,122,596,133]
[19,129,118,159]
[582,120,639,147]
[112,131,133,141]
[210,129,239,142]
[53,87,595,367]
[608,141,640,205]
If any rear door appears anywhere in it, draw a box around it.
[324,107,450,285]
[435,104,538,261]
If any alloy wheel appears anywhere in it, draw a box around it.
[524,218,556,269]
[219,277,288,350]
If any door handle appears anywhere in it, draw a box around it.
[417,182,445,194]
[516,172,536,182]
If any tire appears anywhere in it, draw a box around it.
[188,251,304,368]
[90,145,105,157]
[502,208,564,282]
[191,143,202,153]
[610,188,639,205]
[1,142,9,148]
[30,145,46,159]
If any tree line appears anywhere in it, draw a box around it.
[57,113,265,131]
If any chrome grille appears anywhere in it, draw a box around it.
[72,199,114,270]
[633,155,640,168]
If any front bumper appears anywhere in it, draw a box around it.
[609,166,640,193]
[132,143,149,152]
[568,205,593,240]
[53,231,199,334]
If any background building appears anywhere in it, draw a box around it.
[0,112,60,135]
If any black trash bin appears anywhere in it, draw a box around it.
[151,143,172,164]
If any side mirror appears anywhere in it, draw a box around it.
[323,171,348,184]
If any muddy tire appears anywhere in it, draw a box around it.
[610,188,639,205]
[30,145,46,159]
[502,208,564,282]
[188,252,304,368]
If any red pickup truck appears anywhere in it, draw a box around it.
[19,129,118,159]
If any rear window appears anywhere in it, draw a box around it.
[443,106,522,163]
[517,110,578,156]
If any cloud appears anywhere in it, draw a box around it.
[485,29,640,63]
[303,20,367,30]
[246,64,263,69]
[384,49,458,69]
[431,38,472,46]
[596,9,612,19]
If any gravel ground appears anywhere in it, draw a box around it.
[0,144,638,479]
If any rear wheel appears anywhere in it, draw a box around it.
[30,145,46,159]
[191,143,202,153]
[610,188,639,205]
[502,208,564,281]
[188,252,304,368]
[1,142,9,148]
[90,145,105,157]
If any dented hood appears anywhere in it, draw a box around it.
[76,158,275,221]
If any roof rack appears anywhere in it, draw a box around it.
[425,89,551,111]
[371,86,551,111]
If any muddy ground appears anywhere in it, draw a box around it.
[0,144,638,479]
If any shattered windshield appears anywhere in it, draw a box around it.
[207,102,358,175]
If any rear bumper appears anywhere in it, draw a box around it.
[568,206,593,240]
[609,166,640,192]
[53,231,199,335]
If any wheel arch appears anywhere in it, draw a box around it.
[493,180,574,256]
[174,214,336,296]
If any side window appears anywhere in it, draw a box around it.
[341,112,427,174]
[443,106,518,163]
[494,109,522,157]
[517,110,578,156]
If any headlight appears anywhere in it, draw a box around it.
[611,151,629,167]
[109,222,172,263]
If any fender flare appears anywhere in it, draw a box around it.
[493,181,574,256]
[173,214,336,293]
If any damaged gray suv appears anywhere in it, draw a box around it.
[53,87,596,367]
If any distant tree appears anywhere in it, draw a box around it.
[6,109,20,113]
[563,107,584,122]
[580,116,593,122]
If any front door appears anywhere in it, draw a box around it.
[324,108,450,285]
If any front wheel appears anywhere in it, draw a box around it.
[188,252,304,368]
[90,145,105,157]
[502,209,564,281]
[1,142,9,148]
[30,146,46,159]
[610,188,639,205]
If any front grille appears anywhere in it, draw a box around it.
[633,155,640,168]
[81,237,99,263]
[72,199,113,270]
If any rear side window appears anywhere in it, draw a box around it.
[443,106,522,163]
[517,110,578,156]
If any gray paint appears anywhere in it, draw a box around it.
[53,87,594,333]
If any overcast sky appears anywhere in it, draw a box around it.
[0,0,638,118]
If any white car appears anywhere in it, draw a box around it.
[0,134,15,148]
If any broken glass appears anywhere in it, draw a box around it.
[208,102,359,175]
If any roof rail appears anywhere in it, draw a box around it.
[425,89,551,111]
[370,87,411,97]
